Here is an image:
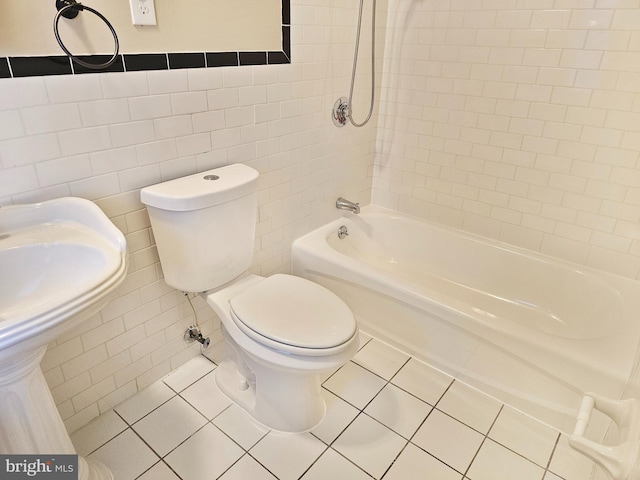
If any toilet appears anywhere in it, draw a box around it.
[140,164,359,432]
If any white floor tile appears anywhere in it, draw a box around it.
[218,455,277,480]
[212,404,270,450]
[384,443,462,480]
[319,365,342,383]
[489,406,558,467]
[333,413,407,479]
[543,473,563,480]
[162,355,216,393]
[89,429,159,480]
[74,333,594,480]
[311,390,359,444]
[132,396,207,456]
[300,447,371,480]
[391,358,453,405]
[357,331,373,348]
[114,380,175,424]
[165,424,244,480]
[71,409,128,456]
[437,381,501,434]
[466,439,545,480]
[412,409,484,474]
[250,431,327,480]
[137,461,181,480]
[364,383,432,438]
[181,371,232,419]
[548,435,596,480]
[323,361,386,409]
[353,339,410,380]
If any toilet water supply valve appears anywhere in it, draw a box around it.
[184,325,210,349]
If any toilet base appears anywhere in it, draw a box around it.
[204,274,359,433]
[215,357,326,433]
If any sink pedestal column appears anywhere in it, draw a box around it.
[0,346,113,480]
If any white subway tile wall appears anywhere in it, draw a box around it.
[0,0,379,431]
[3,0,640,434]
[373,0,640,279]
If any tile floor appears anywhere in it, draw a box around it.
[71,334,598,480]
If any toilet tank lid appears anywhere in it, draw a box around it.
[140,164,259,211]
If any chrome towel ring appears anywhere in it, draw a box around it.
[53,0,120,70]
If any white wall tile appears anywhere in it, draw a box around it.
[135,139,178,165]
[0,134,61,167]
[45,75,102,104]
[188,68,223,91]
[170,91,208,115]
[21,104,82,135]
[79,99,131,127]
[374,0,640,282]
[207,88,239,110]
[109,121,155,147]
[36,154,92,186]
[10,0,640,436]
[69,173,121,200]
[101,71,149,99]
[56,127,111,157]
[147,69,189,95]
[128,95,172,120]
[0,2,374,429]
[90,146,138,175]
[0,110,25,141]
[0,77,48,110]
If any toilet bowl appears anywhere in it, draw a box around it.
[140,164,359,432]
[205,273,358,432]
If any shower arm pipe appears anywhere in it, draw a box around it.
[347,0,376,128]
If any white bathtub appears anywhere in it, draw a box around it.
[292,206,640,434]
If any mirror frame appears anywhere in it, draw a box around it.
[0,0,290,78]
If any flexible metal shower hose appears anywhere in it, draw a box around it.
[348,0,377,127]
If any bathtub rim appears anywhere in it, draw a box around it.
[292,205,640,392]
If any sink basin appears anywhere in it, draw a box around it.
[0,197,127,479]
[0,243,110,317]
[0,197,127,361]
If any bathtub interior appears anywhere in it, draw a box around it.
[292,207,640,440]
[327,214,623,341]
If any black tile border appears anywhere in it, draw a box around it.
[1,0,290,79]
[168,52,206,70]
[0,58,12,78]
[124,53,168,72]
[10,56,73,77]
[206,52,239,68]
[75,55,125,74]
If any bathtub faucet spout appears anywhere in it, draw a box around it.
[336,197,360,214]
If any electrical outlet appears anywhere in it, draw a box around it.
[129,0,157,26]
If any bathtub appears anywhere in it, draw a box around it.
[292,206,640,434]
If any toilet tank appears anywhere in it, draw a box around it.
[140,164,259,293]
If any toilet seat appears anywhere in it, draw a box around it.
[229,274,357,356]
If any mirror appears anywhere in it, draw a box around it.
[0,0,290,77]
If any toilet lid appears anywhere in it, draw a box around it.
[229,274,357,350]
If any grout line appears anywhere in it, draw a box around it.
[462,404,505,478]
[87,340,579,480]
[82,411,130,457]
[245,450,281,479]
[134,459,181,480]
[295,445,331,480]
[543,432,565,480]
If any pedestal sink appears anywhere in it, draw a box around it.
[0,197,128,480]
